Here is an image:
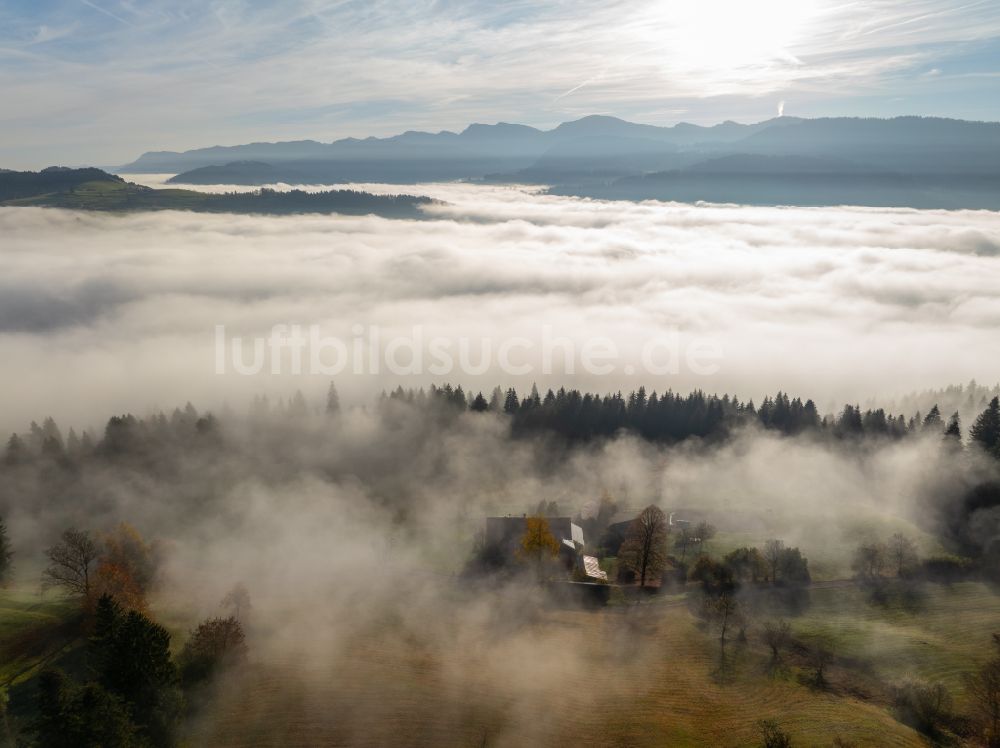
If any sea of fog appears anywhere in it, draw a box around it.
[1,179,999,432]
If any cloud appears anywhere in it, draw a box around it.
[1,185,999,432]
[2,0,1000,166]
[30,23,77,44]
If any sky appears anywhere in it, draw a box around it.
[2,0,1000,168]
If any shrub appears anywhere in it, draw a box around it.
[892,680,953,737]
[921,555,977,583]
[757,718,793,747]
[178,616,248,688]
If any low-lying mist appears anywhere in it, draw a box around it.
[2,183,999,432]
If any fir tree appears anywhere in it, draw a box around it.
[971,397,1000,456]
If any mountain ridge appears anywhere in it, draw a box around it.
[123,114,803,172]
[115,114,1000,209]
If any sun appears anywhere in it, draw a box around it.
[638,0,821,77]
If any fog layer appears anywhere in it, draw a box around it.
[2,184,999,431]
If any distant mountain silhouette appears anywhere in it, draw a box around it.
[130,115,793,177]
[168,161,289,185]
[681,154,873,175]
[126,115,1000,209]
[554,164,1000,210]
[734,117,1000,174]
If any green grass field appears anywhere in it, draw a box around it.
[0,587,79,687]
[2,579,996,746]
[792,582,1000,708]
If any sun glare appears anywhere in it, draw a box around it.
[642,0,821,75]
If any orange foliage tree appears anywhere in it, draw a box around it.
[518,516,560,580]
[94,523,158,613]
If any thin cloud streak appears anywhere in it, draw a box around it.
[1,0,999,166]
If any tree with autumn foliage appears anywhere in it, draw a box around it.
[95,523,159,612]
[518,516,560,580]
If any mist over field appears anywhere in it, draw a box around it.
[4,386,998,744]
[2,183,999,432]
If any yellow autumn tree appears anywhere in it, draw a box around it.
[518,516,560,580]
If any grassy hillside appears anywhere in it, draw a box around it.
[0,584,87,741]
[0,168,433,217]
[0,586,80,688]
[3,578,995,746]
[793,582,1000,708]
[182,583,1000,747]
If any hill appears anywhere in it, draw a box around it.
[167,160,287,185]
[0,166,126,201]
[185,583,1000,746]
[0,167,434,218]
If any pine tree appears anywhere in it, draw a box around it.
[923,404,942,431]
[4,434,26,466]
[488,386,503,412]
[944,412,962,444]
[90,594,179,747]
[503,388,520,414]
[971,397,1000,456]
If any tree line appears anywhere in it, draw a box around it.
[383,384,1000,451]
[5,387,1000,471]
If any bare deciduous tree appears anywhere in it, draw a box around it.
[694,521,716,555]
[41,529,99,599]
[806,638,835,687]
[706,592,744,651]
[675,526,693,565]
[620,505,669,588]
[887,533,918,577]
[763,539,785,583]
[852,542,887,582]
[762,618,792,669]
